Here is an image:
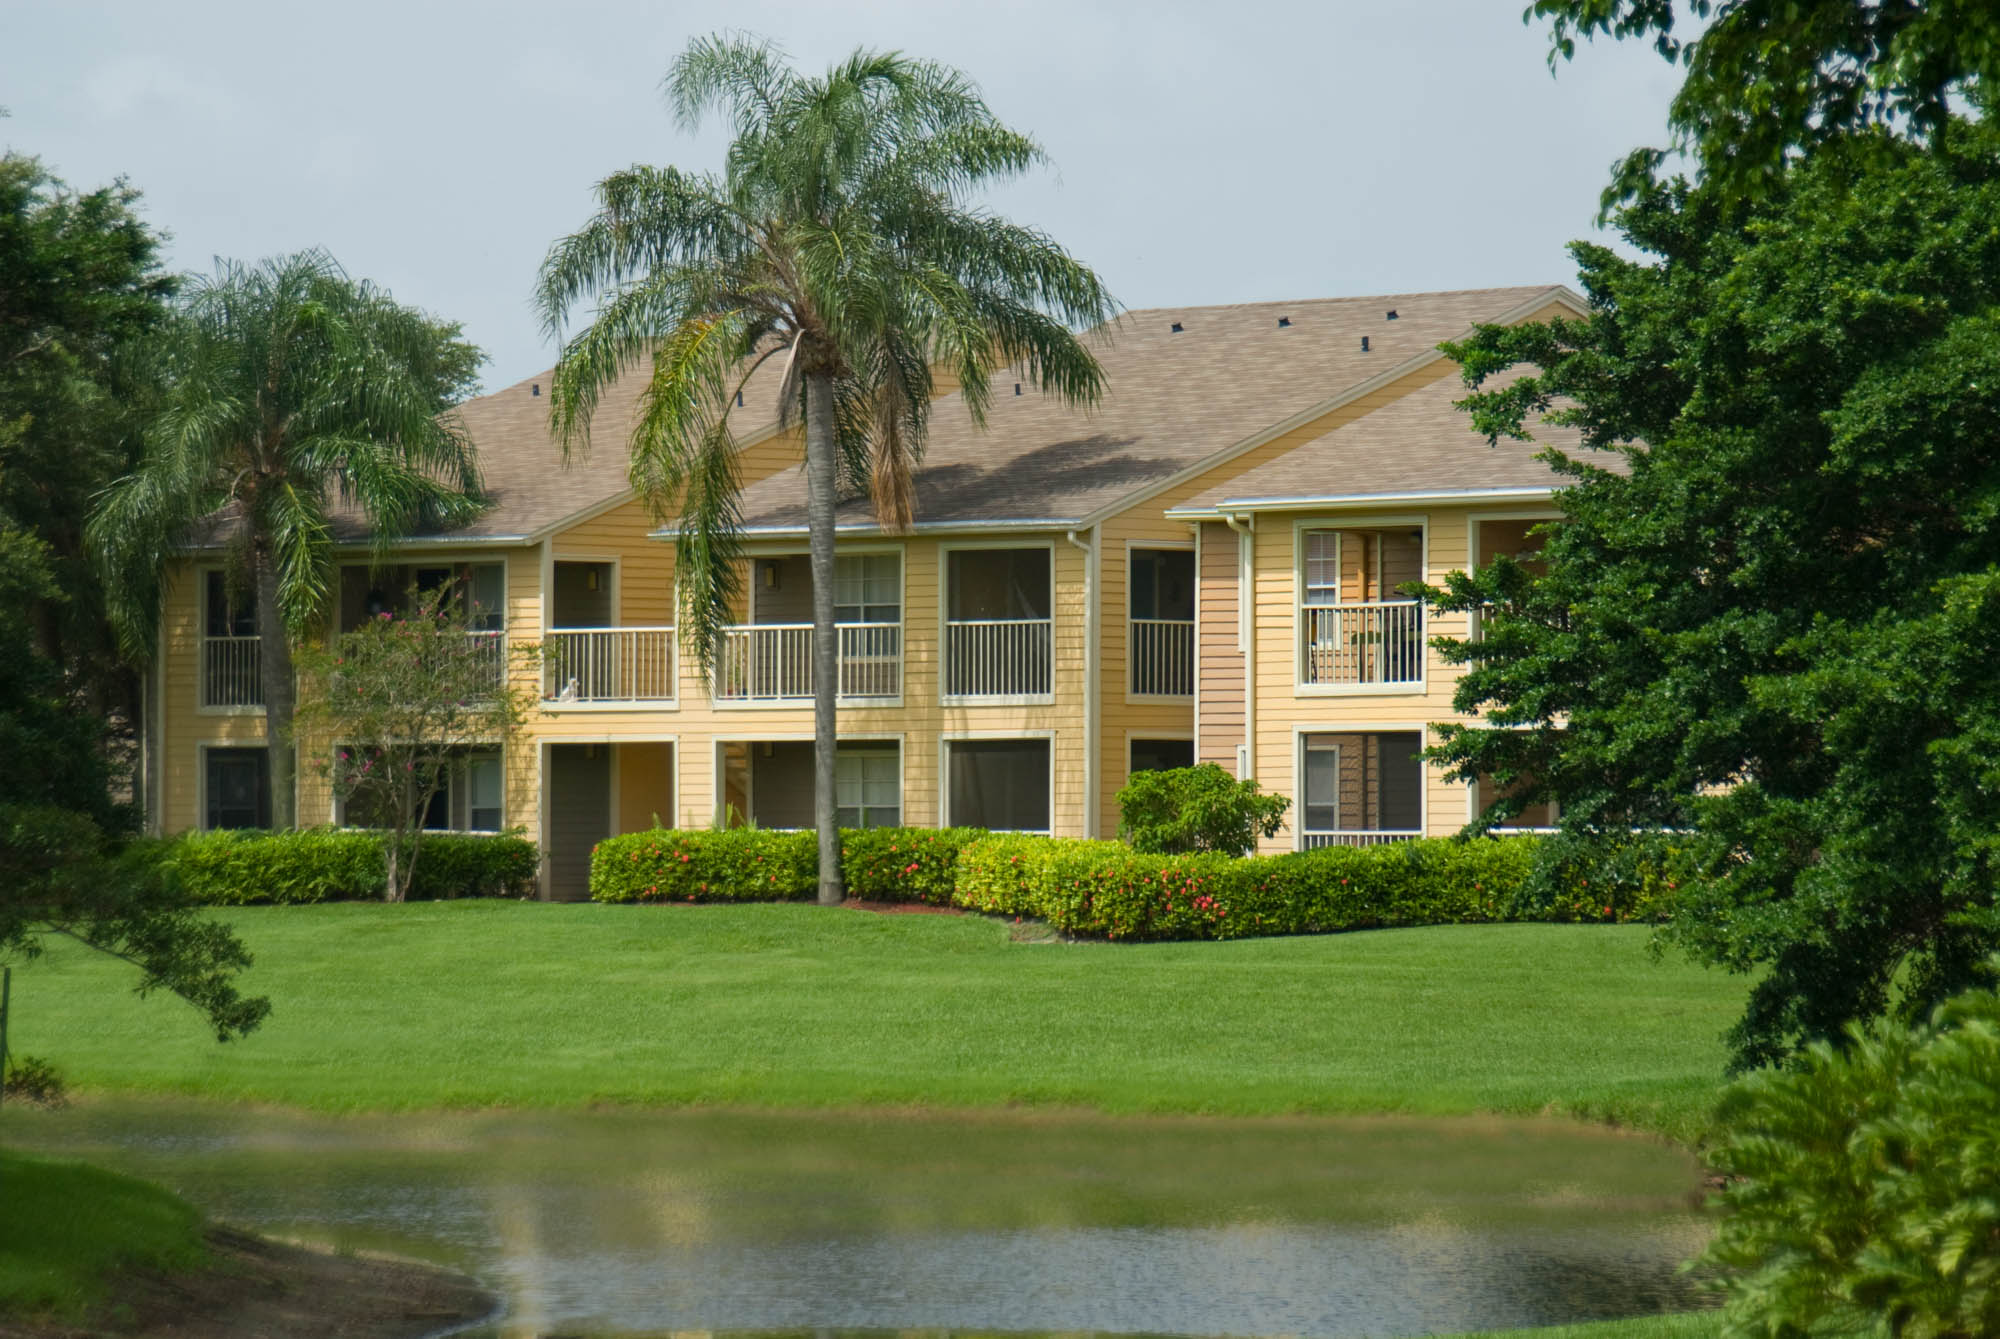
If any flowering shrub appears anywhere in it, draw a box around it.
[840,827,983,905]
[167,827,537,903]
[590,827,817,903]
[953,834,1062,916]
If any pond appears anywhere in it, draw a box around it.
[0,1101,1712,1338]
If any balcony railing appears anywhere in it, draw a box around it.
[201,635,263,708]
[1301,829,1422,849]
[1129,618,1194,697]
[467,629,508,690]
[544,627,676,703]
[713,622,902,703]
[944,617,1053,699]
[1300,600,1424,686]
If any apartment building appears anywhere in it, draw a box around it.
[145,284,1589,895]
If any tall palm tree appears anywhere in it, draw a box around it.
[91,250,485,829]
[536,35,1116,904]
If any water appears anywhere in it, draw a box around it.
[0,1101,1713,1337]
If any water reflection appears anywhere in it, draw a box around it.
[1,1102,1712,1337]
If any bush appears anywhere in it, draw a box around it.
[954,834,1062,917]
[1698,974,2000,1338]
[840,827,983,905]
[166,827,538,903]
[1117,763,1290,856]
[591,827,817,903]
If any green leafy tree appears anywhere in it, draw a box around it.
[292,589,533,901]
[89,251,486,829]
[535,35,1115,903]
[1697,968,2000,1338]
[0,527,267,1040]
[1528,0,2000,204]
[1117,764,1289,857]
[0,152,173,746]
[1422,117,2000,1068]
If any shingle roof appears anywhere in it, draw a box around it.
[724,285,1572,533]
[1166,367,1611,515]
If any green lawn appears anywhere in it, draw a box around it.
[8,902,1745,1138]
[0,1149,207,1317]
[1451,1317,1720,1339]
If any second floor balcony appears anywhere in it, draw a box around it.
[943,546,1053,702]
[713,621,902,704]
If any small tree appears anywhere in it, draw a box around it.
[293,589,532,902]
[1117,764,1289,857]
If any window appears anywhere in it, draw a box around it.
[833,554,901,624]
[204,748,270,830]
[343,562,504,631]
[203,571,256,638]
[1129,738,1195,774]
[947,548,1051,620]
[1302,528,1423,605]
[836,747,901,828]
[338,748,503,832]
[948,738,1052,832]
[1129,550,1194,621]
[1299,731,1424,844]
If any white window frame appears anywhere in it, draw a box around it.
[723,542,905,710]
[1124,730,1197,780]
[940,730,1058,834]
[1291,515,1429,696]
[938,539,1058,707]
[835,744,904,830]
[1289,721,1431,850]
[331,745,508,834]
[1123,539,1196,705]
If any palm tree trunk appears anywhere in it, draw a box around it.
[805,369,844,905]
[252,544,298,829]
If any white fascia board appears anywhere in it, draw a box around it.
[1166,486,1558,520]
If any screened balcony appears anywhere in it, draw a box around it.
[943,547,1053,701]
[541,560,677,704]
[1298,526,1425,688]
[199,570,262,709]
[1129,548,1194,698]
[339,561,509,692]
[1299,730,1425,848]
[712,553,902,705]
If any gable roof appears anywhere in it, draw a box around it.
[720,285,1574,535]
[1165,366,1610,517]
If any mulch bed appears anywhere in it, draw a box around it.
[841,898,964,916]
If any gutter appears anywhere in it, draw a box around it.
[1223,512,1256,781]
[1064,527,1100,838]
[1168,486,1558,522]
[653,516,1079,541]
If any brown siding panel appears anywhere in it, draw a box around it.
[1197,522,1245,768]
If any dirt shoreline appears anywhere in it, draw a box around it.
[0,1227,498,1339]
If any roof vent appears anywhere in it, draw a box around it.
[1385,309,1399,320]
[1361,335,1371,352]
[1170,321,1184,333]
[736,390,744,407]
[531,383,541,396]
[1277,317,1291,328]
[1014,382,1022,396]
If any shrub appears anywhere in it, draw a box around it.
[406,832,539,900]
[1117,763,1289,856]
[591,827,817,903]
[165,827,538,903]
[953,834,1062,917]
[840,827,983,905]
[1698,973,2000,1339]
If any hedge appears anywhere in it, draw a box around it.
[164,827,538,904]
[591,826,986,905]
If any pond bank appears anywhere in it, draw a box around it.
[2,1226,496,1339]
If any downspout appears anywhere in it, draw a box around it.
[1065,527,1099,838]
[1223,513,1256,780]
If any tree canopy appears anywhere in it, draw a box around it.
[1528,0,2000,204]
[537,35,1114,901]
[1425,117,2000,1069]
[90,251,486,828]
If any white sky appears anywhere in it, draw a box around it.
[4,1,1683,392]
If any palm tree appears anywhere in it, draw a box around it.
[91,250,486,829]
[536,35,1116,904]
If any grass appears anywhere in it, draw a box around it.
[0,1149,207,1317]
[5,902,1748,1139]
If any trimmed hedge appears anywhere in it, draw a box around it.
[588,824,1666,941]
[165,827,538,904]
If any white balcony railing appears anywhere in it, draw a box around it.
[544,627,676,703]
[201,635,263,708]
[944,617,1053,699]
[1130,618,1194,697]
[466,629,508,691]
[1300,601,1424,686]
[713,622,902,703]
[1302,829,1422,849]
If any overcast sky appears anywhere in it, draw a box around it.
[5,1,1683,392]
